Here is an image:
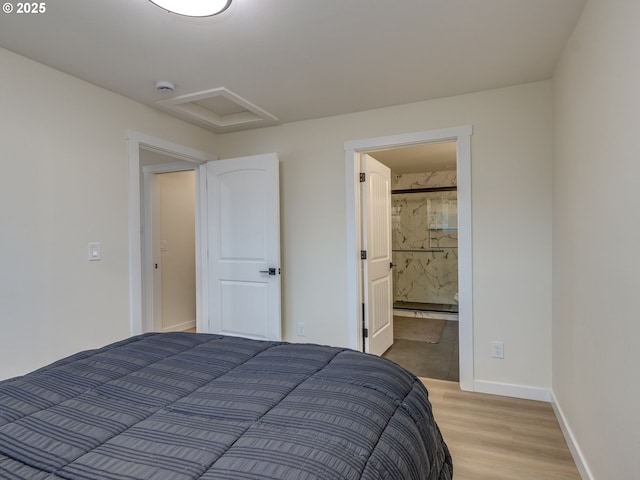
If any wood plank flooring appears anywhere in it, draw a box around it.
[421,378,581,480]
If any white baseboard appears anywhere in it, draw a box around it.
[161,320,196,333]
[550,391,594,480]
[473,380,551,402]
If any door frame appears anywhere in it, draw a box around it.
[344,125,474,391]
[143,162,199,333]
[127,130,216,336]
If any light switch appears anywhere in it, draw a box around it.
[88,242,101,261]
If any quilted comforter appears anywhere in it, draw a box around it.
[0,333,452,479]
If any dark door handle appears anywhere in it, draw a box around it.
[259,268,277,275]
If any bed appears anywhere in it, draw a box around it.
[0,332,452,480]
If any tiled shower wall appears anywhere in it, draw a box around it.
[392,171,458,306]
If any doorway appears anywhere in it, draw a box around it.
[140,154,202,335]
[127,130,215,336]
[369,142,459,381]
[344,126,474,391]
[143,164,197,333]
[127,130,282,340]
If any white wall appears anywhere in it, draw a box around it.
[158,171,196,331]
[4,8,636,471]
[552,0,640,477]
[216,81,553,392]
[0,45,554,396]
[0,47,216,380]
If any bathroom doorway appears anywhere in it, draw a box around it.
[368,142,459,381]
[345,125,473,390]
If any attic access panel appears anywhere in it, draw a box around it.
[157,87,278,133]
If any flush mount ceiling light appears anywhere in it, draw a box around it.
[149,0,231,17]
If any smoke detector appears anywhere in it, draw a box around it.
[155,80,175,93]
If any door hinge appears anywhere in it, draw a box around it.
[360,172,366,182]
[361,250,367,260]
[362,303,368,349]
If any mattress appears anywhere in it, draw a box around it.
[0,333,453,479]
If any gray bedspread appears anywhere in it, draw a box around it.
[0,333,452,479]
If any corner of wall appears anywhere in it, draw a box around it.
[550,391,594,480]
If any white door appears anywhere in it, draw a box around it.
[206,153,281,340]
[362,154,393,355]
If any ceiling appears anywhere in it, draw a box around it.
[0,0,586,133]
[369,142,457,175]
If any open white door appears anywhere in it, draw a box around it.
[206,153,281,340]
[362,154,393,355]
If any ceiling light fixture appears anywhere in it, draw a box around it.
[148,0,231,17]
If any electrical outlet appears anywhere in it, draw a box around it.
[491,341,504,359]
[296,322,305,336]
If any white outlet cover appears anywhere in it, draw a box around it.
[88,242,101,261]
[491,341,504,359]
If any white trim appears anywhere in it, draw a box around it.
[128,130,215,163]
[455,132,473,392]
[145,170,161,332]
[196,164,209,333]
[473,380,551,402]
[193,165,207,333]
[126,130,216,337]
[344,125,474,391]
[127,135,143,335]
[551,391,594,480]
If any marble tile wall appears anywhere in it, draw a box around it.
[392,171,458,306]
[392,170,457,190]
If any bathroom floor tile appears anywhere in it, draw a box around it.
[382,320,459,381]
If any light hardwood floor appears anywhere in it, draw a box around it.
[421,378,581,480]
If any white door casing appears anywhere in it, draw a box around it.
[129,129,216,338]
[149,171,162,332]
[206,153,281,341]
[344,125,474,392]
[361,154,393,356]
